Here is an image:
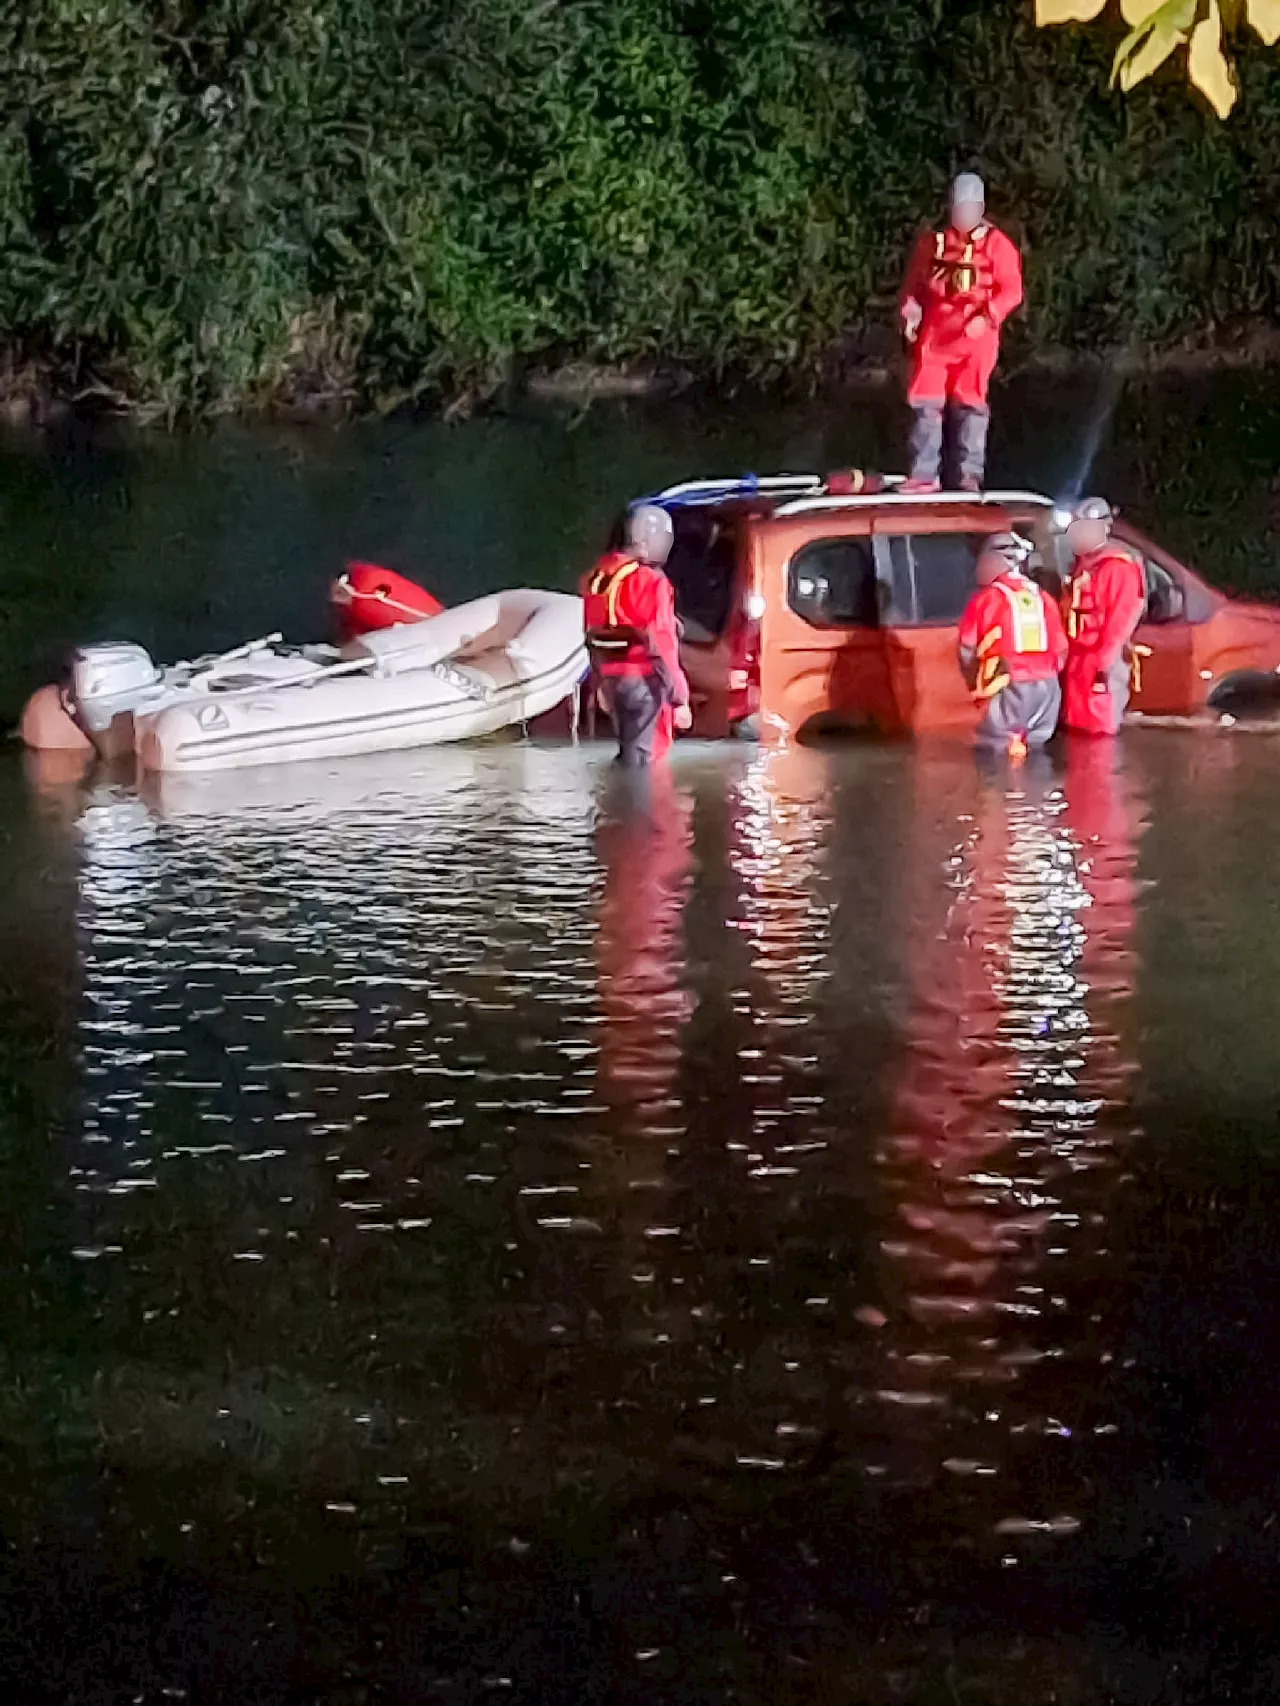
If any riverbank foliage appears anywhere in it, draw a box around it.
[3,0,1280,417]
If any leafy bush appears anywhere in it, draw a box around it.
[1,0,1278,415]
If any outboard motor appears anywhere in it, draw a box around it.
[70,642,162,758]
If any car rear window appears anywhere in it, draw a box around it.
[787,539,879,628]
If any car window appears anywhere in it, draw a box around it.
[878,532,988,625]
[787,538,879,628]
[911,533,983,623]
[1143,558,1186,625]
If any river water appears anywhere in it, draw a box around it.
[3,374,1280,1701]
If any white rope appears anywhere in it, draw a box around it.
[332,575,435,623]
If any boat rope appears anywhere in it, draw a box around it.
[332,575,434,623]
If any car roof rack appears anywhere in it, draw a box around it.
[634,474,825,509]
[773,486,1054,518]
[629,475,1056,516]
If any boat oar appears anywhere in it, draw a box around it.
[291,655,380,688]
[177,632,286,674]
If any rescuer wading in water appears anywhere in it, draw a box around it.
[957,531,1066,757]
[899,172,1023,492]
[581,504,692,767]
[1060,497,1149,736]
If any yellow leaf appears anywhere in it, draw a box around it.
[1036,0,1108,21]
[1112,0,1196,86]
[1246,0,1280,43]
[1116,18,1189,84]
[1189,6,1239,114]
[1120,0,1166,24]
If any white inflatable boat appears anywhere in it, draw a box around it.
[31,589,587,775]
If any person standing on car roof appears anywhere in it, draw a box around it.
[899,172,1023,493]
[1060,497,1148,737]
[957,531,1066,759]
[581,504,692,767]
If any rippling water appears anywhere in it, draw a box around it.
[3,728,1277,1700]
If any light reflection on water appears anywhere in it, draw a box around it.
[48,737,1167,1689]
[871,747,1144,1540]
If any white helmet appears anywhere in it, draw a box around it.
[627,504,675,566]
[952,171,986,208]
[985,530,1034,569]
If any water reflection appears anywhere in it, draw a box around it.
[873,745,1145,1540]
[593,768,693,1120]
[723,746,834,1191]
[730,746,832,1026]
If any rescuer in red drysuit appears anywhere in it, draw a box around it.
[1060,497,1149,737]
[899,172,1024,493]
[957,531,1067,757]
[581,504,692,766]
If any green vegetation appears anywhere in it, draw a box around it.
[3,0,1280,418]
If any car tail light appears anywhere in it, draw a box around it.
[730,618,758,662]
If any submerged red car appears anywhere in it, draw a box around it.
[621,474,1280,739]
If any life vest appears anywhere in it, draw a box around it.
[582,553,652,670]
[928,225,994,305]
[1064,546,1142,645]
[972,576,1050,700]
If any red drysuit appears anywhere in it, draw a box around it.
[900,223,1023,408]
[582,551,689,763]
[1061,545,1148,736]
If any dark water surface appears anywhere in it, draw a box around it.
[2,377,1280,1701]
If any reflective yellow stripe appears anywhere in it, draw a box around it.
[589,558,639,627]
[973,626,1007,700]
[955,238,975,296]
[1066,572,1087,641]
[974,653,1010,700]
[1130,642,1152,694]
